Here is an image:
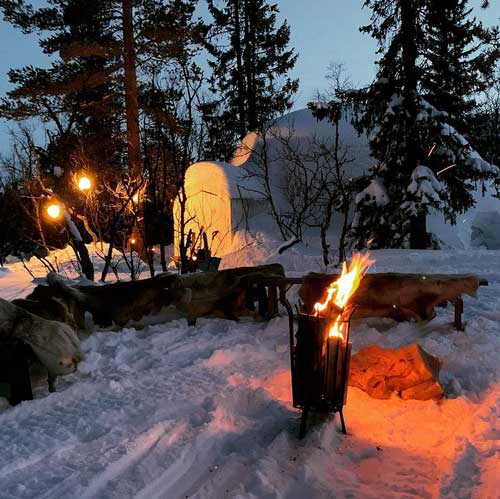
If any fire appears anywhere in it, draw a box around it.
[314,253,374,339]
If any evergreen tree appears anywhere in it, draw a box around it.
[0,0,203,277]
[421,0,493,133]
[204,0,298,160]
[345,0,498,249]
[352,0,430,248]
[0,0,200,178]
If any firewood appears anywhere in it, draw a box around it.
[349,344,444,400]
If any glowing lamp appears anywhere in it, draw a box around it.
[46,203,62,220]
[78,176,92,191]
[130,238,137,245]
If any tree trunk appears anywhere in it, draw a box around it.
[72,240,94,281]
[244,0,257,131]
[401,0,424,247]
[233,0,247,138]
[338,204,350,264]
[410,212,428,249]
[159,243,167,272]
[100,240,115,282]
[122,0,142,178]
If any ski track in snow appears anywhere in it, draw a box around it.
[1,250,500,498]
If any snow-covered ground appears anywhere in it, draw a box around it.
[1,245,500,498]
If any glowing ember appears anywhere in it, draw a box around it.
[313,253,374,338]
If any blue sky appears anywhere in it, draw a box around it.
[0,0,499,152]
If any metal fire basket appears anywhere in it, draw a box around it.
[286,304,355,438]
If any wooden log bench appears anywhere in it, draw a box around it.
[249,274,488,331]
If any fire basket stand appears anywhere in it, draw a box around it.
[286,304,355,438]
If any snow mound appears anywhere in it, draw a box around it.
[231,107,373,181]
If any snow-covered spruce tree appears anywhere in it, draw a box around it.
[421,0,494,133]
[470,28,500,179]
[347,0,499,249]
[203,0,298,160]
[351,0,428,249]
[471,71,500,174]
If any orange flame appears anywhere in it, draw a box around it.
[313,253,374,339]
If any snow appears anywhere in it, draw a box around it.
[403,165,445,215]
[64,207,83,242]
[355,177,389,207]
[231,108,373,182]
[1,242,500,498]
[0,243,148,301]
[428,183,500,250]
[183,161,265,201]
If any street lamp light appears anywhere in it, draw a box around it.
[78,175,92,192]
[46,202,62,220]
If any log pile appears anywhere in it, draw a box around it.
[349,344,444,400]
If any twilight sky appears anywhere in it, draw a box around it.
[0,0,499,152]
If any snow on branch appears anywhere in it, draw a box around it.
[402,165,445,216]
[419,98,499,175]
[355,178,389,207]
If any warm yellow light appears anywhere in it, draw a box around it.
[132,193,139,203]
[46,203,62,220]
[78,176,92,191]
[314,252,374,338]
[130,238,137,245]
